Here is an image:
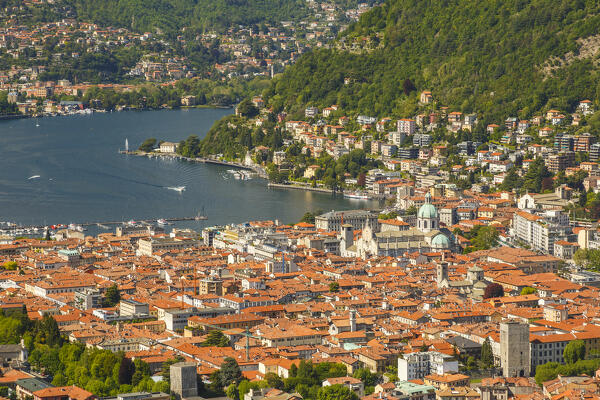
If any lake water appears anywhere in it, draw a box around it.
[0,109,378,233]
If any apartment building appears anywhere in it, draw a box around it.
[398,352,458,381]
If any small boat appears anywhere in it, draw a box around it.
[28,175,41,180]
[157,219,170,225]
[167,186,186,192]
[344,192,370,200]
[127,220,136,225]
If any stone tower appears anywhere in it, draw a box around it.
[170,362,198,399]
[500,320,530,377]
[436,261,448,287]
[349,309,357,332]
[341,224,354,255]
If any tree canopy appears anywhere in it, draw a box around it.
[260,0,600,121]
[483,283,504,299]
[317,384,359,400]
[66,0,309,34]
[201,330,230,347]
[564,340,586,364]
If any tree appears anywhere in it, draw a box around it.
[483,283,504,299]
[225,383,239,400]
[138,138,156,152]
[219,357,242,388]
[523,158,552,193]
[38,314,62,347]
[264,372,284,389]
[405,205,418,216]
[132,359,150,387]
[357,173,366,187]
[201,330,230,347]
[480,337,493,368]
[402,79,416,95]
[500,167,522,192]
[329,282,339,292]
[237,99,259,118]
[118,357,135,385]
[564,340,586,364]
[353,368,377,387]
[521,287,537,295]
[289,363,298,377]
[574,249,590,268]
[535,362,561,385]
[300,211,317,224]
[573,249,600,271]
[2,261,17,270]
[103,284,120,307]
[317,384,359,400]
[470,226,499,250]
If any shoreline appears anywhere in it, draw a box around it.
[1,104,233,122]
[0,114,27,121]
[121,151,385,200]
[267,182,335,194]
[121,150,268,179]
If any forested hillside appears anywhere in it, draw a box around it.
[64,0,308,34]
[263,0,600,122]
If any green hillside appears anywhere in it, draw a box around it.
[64,0,308,34]
[262,0,600,123]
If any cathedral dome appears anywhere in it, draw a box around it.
[418,192,438,219]
[431,233,450,248]
[418,203,438,219]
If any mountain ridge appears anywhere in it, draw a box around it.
[259,0,600,123]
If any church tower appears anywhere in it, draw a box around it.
[417,193,439,233]
[436,261,448,287]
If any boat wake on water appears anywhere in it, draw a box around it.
[166,186,186,192]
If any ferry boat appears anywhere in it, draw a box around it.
[344,192,370,200]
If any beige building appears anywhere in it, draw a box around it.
[159,142,178,153]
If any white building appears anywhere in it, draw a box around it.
[159,142,177,153]
[398,351,458,381]
[398,119,416,135]
[512,210,570,255]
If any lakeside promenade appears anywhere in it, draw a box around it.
[120,150,269,179]
[120,151,381,200]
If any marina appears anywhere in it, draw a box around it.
[0,214,208,235]
[0,109,378,231]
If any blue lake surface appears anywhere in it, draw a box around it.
[0,109,378,232]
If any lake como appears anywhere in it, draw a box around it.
[0,109,378,232]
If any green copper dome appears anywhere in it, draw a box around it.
[418,192,438,219]
[418,203,438,219]
[431,233,450,248]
